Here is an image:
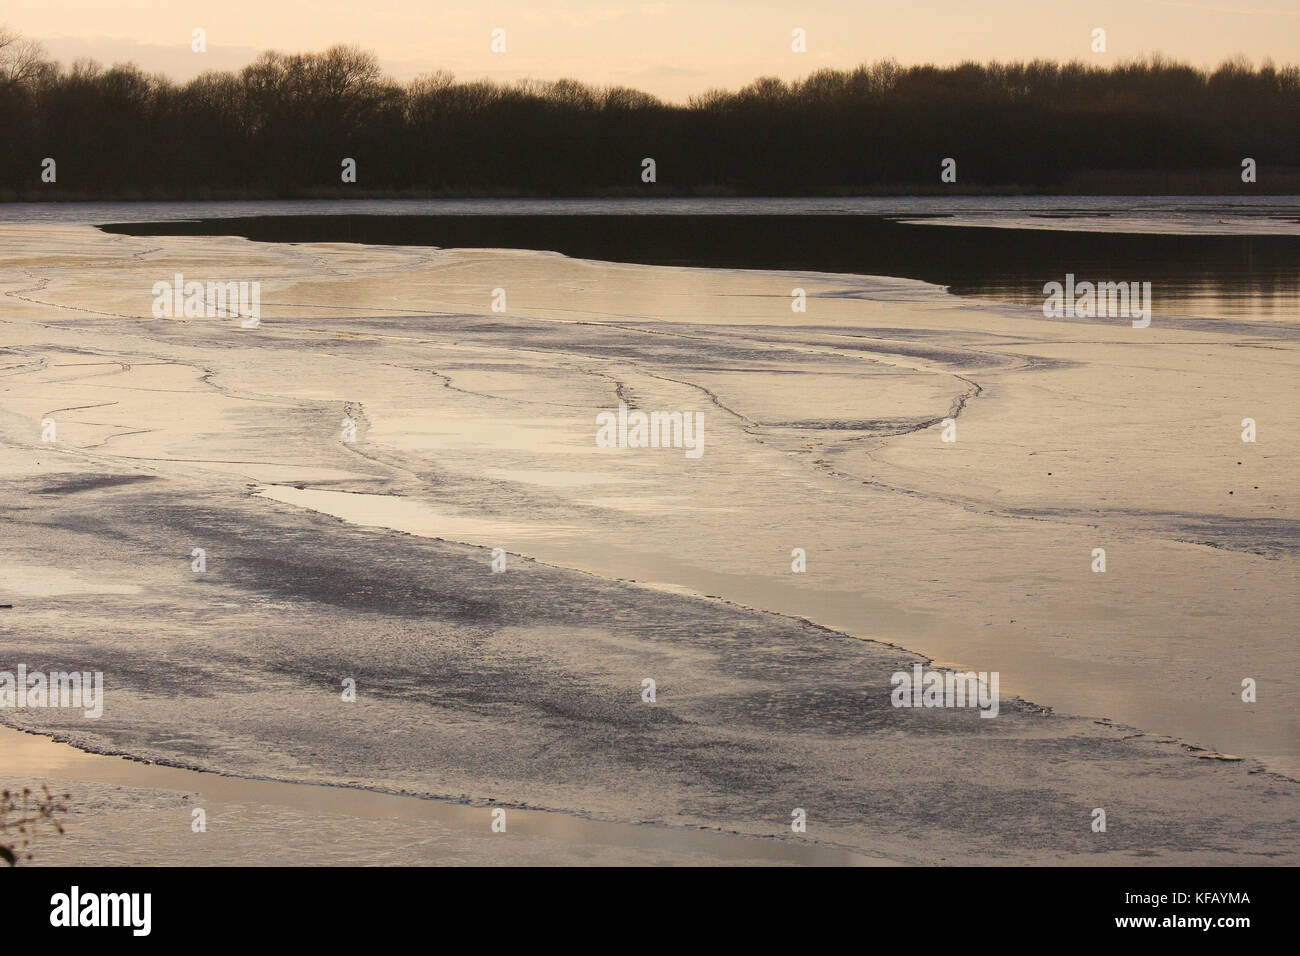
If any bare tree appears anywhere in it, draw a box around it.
[0,24,46,90]
[1,41,1297,197]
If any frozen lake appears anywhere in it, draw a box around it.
[1,209,1297,864]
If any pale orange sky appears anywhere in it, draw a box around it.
[8,0,1300,102]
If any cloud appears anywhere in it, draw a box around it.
[33,35,262,79]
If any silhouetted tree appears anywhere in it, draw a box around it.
[1,24,1297,199]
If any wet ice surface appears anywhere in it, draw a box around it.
[1,221,1297,864]
[2,726,877,866]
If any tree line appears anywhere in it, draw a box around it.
[2,28,1298,198]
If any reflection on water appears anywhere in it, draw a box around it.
[957,272,1300,322]
[93,201,1300,324]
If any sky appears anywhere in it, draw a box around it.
[7,0,1300,102]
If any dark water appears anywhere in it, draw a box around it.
[99,211,1300,324]
[5,195,1299,223]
